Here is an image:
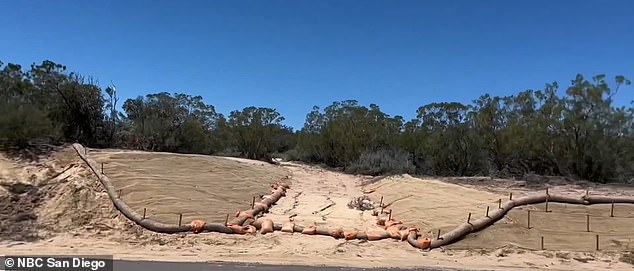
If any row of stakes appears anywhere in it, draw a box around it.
[102,160,266,227]
[134,195,265,227]
[105,161,616,251]
[461,190,621,251]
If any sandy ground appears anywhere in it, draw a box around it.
[88,149,290,224]
[363,175,634,251]
[1,146,633,271]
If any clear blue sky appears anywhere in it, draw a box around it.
[2,0,633,130]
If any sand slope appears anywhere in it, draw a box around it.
[364,175,634,252]
[0,147,139,242]
[364,175,506,231]
[88,149,290,224]
[1,147,633,271]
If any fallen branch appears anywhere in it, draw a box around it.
[312,201,336,214]
[382,195,413,208]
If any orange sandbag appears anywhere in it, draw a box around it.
[343,230,358,240]
[281,222,295,233]
[189,220,206,234]
[229,224,247,234]
[330,228,343,239]
[302,225,317,235]
[245,225,257,235]
[235,211,254,220]
[418,237,431,249]
[398,227,417,241]
[260,219,274,234]
[273,182,290,190]
[386,225,401,239]
[366,230,384,241]
[398,229,409,241]
[384,219,403,228]
[254,202,269,211]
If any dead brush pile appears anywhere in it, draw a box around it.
[347,195,375,211]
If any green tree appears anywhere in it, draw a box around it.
[226,106,292,160]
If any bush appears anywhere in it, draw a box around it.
[0,102,60,149]
[346,148,416,176]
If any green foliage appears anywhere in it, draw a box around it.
[346,148,416,176]
[294,76,634,183]
[0,101,59,148]
[1,58,632,183]
[227,106,294,160]
[120,92,220,153]
[0,60,101,148]
[297,101,404,167]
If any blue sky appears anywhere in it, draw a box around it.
[2,0,633,130]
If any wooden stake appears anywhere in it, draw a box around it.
[143,208,146,219]
[509,193,513,200]
[545,199,550,212]
[467,212,472,224]
[486,206,490,218]
[546,187,549,195]
[101,163,104,174]
[527,210,531,229]
[388,209,392,220]
[225,214,229,226]
[541,236,544,250]
[178,213,183,227]
[498,199,502,209]
[379,196,384,207]
[251,196,256,209]
[596,235,600,251]
[586,214,590,232]
[610,201,615,217]
[437,229,442,240]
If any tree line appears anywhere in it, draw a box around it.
[1,60,632,183]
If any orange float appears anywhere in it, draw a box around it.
[418,237,431,249]
[245,225,257,235]
[343,230,358,240]
[302,225,317,235]
[189,220,206,234]
[260,219,274,234]
[235,211,254,220]
[281,222,295,233]
[229,224,247,234]
[330,228,343,239]
[386,225,401,239]
[384,219,403,228]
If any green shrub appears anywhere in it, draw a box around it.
[346,148,416,176]
[0,102,59,149]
